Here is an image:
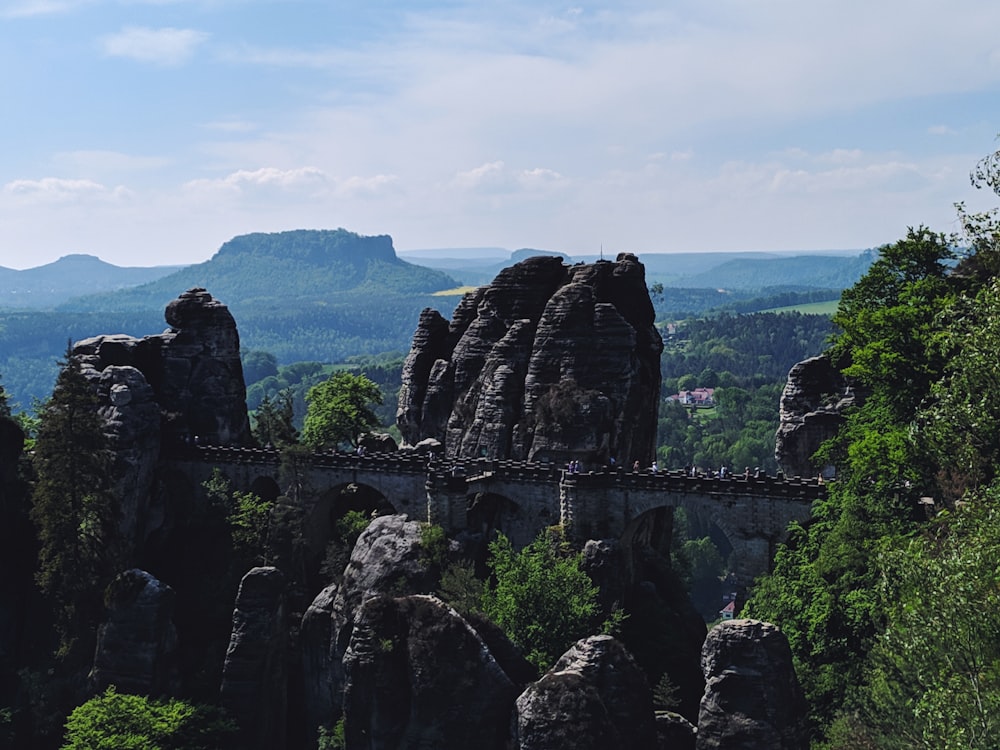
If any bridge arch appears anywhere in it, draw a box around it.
[303,481,397,559]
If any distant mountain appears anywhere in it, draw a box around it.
[60,229,458,312]
[0,254,185,310]
[397,247,873,289]
[669,253,875,290]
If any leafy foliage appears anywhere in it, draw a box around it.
[228,490,274,566]
[854,495,1000,749]
[481,529,616,672]
[61,686,237,750]
[301,371,383,449]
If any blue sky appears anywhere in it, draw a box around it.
[3,0,1000,268]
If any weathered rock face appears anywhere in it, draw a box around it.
[220,566,288,750]
[159,288,251,446]
[656,712,697,750]
[515,635,657,750]
[774,355,859,478]
[696,619,808,750]
[398,254,662,465]
[343,594,519,750]
[90,569,179,696]
[304,514,452,728]
[74,287,251,449]
[91,365,161,553]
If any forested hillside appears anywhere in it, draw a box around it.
[744,159,1000,748]
[0,229,458,408]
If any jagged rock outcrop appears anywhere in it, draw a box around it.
[774,354,858,478]
[304,514,453,727]
[343,594,519,750]
[398,254,662,465]
[582,538,628,614]
[696,619,808,750]
[220,566,288,750]
[515,635,657,750]
[656,712,697,750]
[74,287,251,449]
[70,288,251,551]
[90,568,179,696]
[89,365,161,553]
[300,582,338,736]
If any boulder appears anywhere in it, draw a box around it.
[343,595,518,750]
[220,566,288,750]
[90,569,179,696]
[398,254,662,465]
[515,635,657,750]
[696,619,808,750]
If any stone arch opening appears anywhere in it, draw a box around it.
[249,475,281,504]
[466,491,522,542]
[303,481,397,584]
[619,500,741,622]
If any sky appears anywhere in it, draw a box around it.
[3,0,1000,269]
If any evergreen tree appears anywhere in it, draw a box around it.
[251,389,298,448]
[30,348,120,656]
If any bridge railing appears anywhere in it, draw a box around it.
[171,444,824,500]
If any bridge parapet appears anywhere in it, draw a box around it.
[170,445,823,580]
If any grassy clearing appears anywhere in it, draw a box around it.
[432,285,479,296]
[759,300,839,315]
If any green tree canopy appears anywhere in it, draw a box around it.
[481,529,617,672]
[301,371,383,449]
[61,686,237,750]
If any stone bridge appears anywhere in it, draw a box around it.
[168,445,824,584]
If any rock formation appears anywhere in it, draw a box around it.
[774,354,859,478]
[696,619,807,750]
[90,568,179,696]
[71,288,252,553]
[303,514,454,729]
[397,254,662,465]
[74,287,251,449]
[515,635,657,750]
[342,594,518,750]
[220,566,288,750]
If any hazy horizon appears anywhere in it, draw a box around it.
[4,0,999,269]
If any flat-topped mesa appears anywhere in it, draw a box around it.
[397,253,663,466]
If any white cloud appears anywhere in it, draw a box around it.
[100,26,209,67]
[3,177,130,202]
[453,161,508,191]
[336,174,400,198]
[517,167,567,191]
[183,166,328,195]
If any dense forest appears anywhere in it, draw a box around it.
[742,180,1000,745]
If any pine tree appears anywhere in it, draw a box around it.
[30,348,120,656]
[252,388,298,448]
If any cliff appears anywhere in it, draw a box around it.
[397,253,663,465]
